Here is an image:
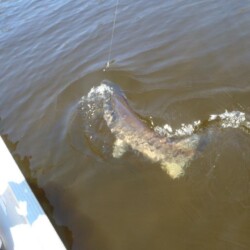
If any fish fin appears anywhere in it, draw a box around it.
[112,138,128,158]
[175,134,200,151]
[160,162,185,179]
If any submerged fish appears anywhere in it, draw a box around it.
[101,80,201,179]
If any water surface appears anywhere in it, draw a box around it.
[1,0,250,249]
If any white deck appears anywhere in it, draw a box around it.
[0,136,66,250]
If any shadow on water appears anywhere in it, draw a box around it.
[44,181,112,250]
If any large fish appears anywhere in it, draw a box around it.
[101,80,202,179]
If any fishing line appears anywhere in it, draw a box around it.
[104,0,119,71]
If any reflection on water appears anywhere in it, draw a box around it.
[1,0,250,249]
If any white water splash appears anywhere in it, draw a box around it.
[79,82,113,106]
[155,120,201,137]
[155,110,249,138]
[79,82,250,141]
[209,110,246,128]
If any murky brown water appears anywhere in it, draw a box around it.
[1,0,250,249]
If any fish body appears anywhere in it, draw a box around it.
[102,80,200,179]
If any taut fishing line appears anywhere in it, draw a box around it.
[103,0,119,71]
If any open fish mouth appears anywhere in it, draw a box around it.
[78,80,250,179]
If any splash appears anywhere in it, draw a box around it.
[155,110,250,138]
[209,110,249,128]
[78,80,250,178]
[78,82,116,157]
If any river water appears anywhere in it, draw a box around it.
[1,0,250,249]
